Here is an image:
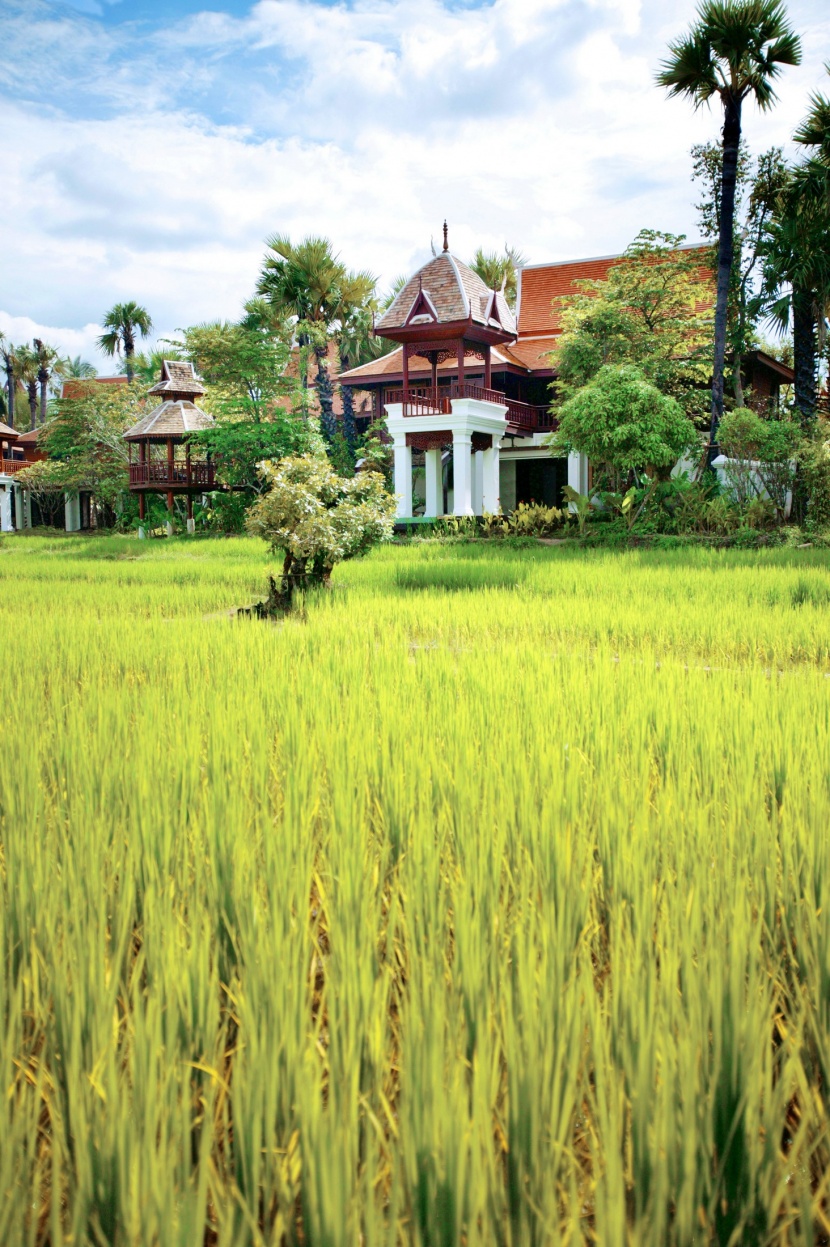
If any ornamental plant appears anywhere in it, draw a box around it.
[551,364,696,490]
[245,454,396,610]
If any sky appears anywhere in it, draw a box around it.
[1,0,828,371]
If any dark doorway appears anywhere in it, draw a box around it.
[515,457,567,507]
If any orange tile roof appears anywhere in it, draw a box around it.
[61,376,129,400]
[338,343,528,384]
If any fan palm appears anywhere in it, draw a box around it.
[32,339,59,425]
[658,0,801,460]
[470,245,527,310]
[0,334,17,429]
[61,355,98,380]
[795,66,830,166]
[14,346,40,432]
[257,235,376,444]
[97,302,153,382]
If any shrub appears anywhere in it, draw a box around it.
[799,429,830,530]
[550,365,696,489]
[717,409,800,519]
[245,455,396,610]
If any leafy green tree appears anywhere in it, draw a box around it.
[245,454,396,610]
[18,381,146,519]
[717,406,799,514]
[97,302,153,382]
[691,141,788,403]
[256,235,376,445]
[469,245,526,309]
[553,230,713,422]
[658,0,801,456]
[551,364,696,489]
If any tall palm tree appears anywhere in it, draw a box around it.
[658,0,801,460]
[14,346,40,432]
[0,334,17,429]
[32,339,59,425]
[795,66,830,166]
[470,245,527,310]
[256,236,375,443]
[97,302,153,382]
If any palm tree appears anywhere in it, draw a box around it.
[61,355,98,379]
[469,245,527,310]
[795,66,830,165]
[256,236,376,443]
[32,339,60,425]
[14,346,40,432]
[97,302,153,382]
[658,0,801,461]
[0,334,17,429]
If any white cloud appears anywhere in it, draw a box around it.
[1,0,828,354]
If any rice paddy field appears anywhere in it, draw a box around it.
[3,533,830,1246]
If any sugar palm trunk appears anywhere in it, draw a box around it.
[3,363,13,429]
[38,367,49,425]
[27,382,37,432]
[792,284,817,431]
[710,97,741,462]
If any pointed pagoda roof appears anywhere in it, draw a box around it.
[124,400,215,442]
[375,231,516,342]
[147,360,206,398]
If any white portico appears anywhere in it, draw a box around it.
[385,395,508,517]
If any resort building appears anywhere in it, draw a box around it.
[338,235,792,518]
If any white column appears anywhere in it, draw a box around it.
[0,485,11,533]
[452,434,473,515]
[482,440,501,513]
[16,487,30,531]
[472,450,484,516]
[424,448,442,517]
[567,451,588,497]
[393,438,413,518]
[186,518,196,534]
[64,492,81,532]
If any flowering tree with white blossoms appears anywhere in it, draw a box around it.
[245,454,397,611]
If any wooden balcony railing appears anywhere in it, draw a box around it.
[383,385,556,434]
[129,461,216,488]
[0,458,31,476]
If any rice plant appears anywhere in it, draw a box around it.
[2,533,830,1244]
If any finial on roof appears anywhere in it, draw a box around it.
[443,220,449,252]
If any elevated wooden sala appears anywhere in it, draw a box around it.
[124,361,216,534]
[368,224,540,518]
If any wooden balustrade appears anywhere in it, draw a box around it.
[129,461,216,488]
[0,458,32,476]
[383,385,556,433]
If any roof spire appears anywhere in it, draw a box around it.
[442,220,449,252]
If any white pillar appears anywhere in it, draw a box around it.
[472,450,484,516]
[0,486,11,533]
[482,441,501,514]
[137,526,146,540]
[424,448,442,517]
[452,434,473,515]
[64,491,81,532]
[186,518,195,534]
[165,521,174,538]
[393,438,413,518]
[567,451,588,497]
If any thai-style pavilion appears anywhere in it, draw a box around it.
[124,361,216,533]
[339,235,795,517]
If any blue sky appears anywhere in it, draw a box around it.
[1,0,828,367]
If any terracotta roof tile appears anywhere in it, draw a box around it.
[0,421,19,439]
[338,342,526,384]
[376,253,516,335]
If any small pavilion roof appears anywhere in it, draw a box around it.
[148,360,206,398]
[16,427,43,446]
[124,400,215,441]
[0,422,19,440]
[376,252,516,338]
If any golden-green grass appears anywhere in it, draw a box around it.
[2,533,830,1245]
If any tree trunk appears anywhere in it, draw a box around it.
[27,382,37,432]
[3,365,13,429]
[341,382,357,452]
[710,96,742,464]
[125,328,135,383]
[38,368,49,425]
[315,350,336,445]
[792,283,817,433]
